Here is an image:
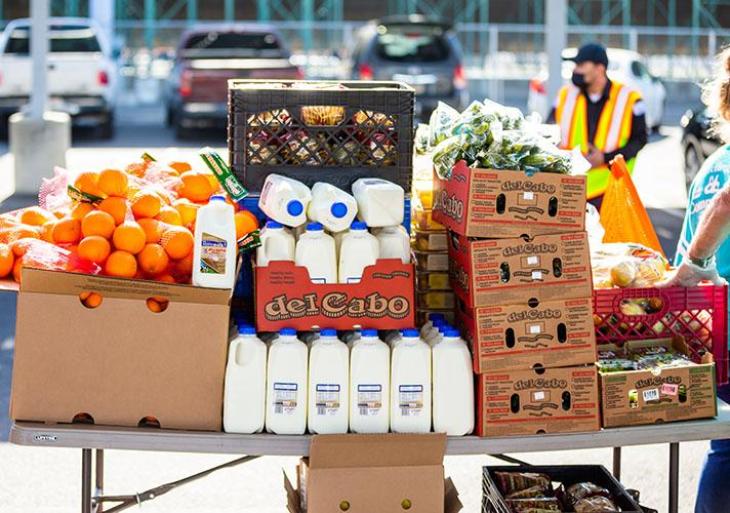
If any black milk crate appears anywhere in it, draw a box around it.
[482,465,643,513]
[228,79,415,193]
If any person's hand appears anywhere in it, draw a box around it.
[660,260,727,288]
[585,144,605,168]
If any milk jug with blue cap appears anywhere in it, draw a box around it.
[258,174,312,227]
[265,328,308,435]
[223,325,267,434]
[350,328,390,433]
[338,221,379,283]
[390,328,432,433]
[308,328,349,434]
[192,194,237,289]
[432,328,474,435]
[307,182,358,233]
[295,222,337,284]
[257,221,295,266]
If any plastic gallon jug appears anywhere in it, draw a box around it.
[352,178,405,228]
[308,328,349,434]
[375,225,411,264]
[390,328,432,433]
[259,174,312,227]
[350,329,390,433]
[420,313,445,338]
[338,222,379,284]
[308,182,358,233]
[432,328,474,436]
[333,229,347,261]
[192,195,238,289]
[427,323,452,348]
[223,326,267,434]
[257,221,295,266]
[265,328,308,435]
[295,222,337,284]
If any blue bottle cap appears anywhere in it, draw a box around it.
[320,328,337,337]
[287,199,304,217]
[400,328,420,338]
[351,221,367,230]
[330,202,348,218]
[210,195,226,202]
[444,328,461,338]
[361,329,378,337]
[265,220,284,229]
[432,319,446,328]
[438,324,453,333]
[238,325,257,335]
[279,327,297,336]
[428,313,445,322]
[306,222,324,231]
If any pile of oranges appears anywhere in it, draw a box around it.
[0,158,259,284]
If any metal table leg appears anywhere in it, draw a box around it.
[669,442,680,513]
[612,447,621,481]
[82,449,93,513]
[95,449,104,513]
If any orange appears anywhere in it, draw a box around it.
[173,198,199,227]
[125,161,150,178]
[131,190,162,219]
[179,171,214,203]
[0,243,13,278]
[40,221,56,242]
[112,221,146,254]
[98,168,129,198]
[138,243,169,275]
[81,210,116,239]
[161,226,194,259]
[168,161,192,174]
[98,196,128,225]
[10,238,39,258]
[12,256,24,282]
[52,218,82,244]
[155,273,176,283]
[146,297,169,313]
[175,251,194,276]
[73,171,105,199]
[79,291,91,301]
[1,225,41,244]
[104,250,137,278]
[70,202,95,220]
[53,209,69,219]
[19,207,55,226]
[156,205,183,226]
[82,292,103,308]
[137,218,163,243]
[234,210,259,240]
[78,236,111,264]
[203,172,220,193]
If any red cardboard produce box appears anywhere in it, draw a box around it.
[432,161,586,239]
[255,259,416,331]
[458,297,596,373]
[448,231,593,308]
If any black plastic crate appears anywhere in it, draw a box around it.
[228,80,414,193]
[482,465,643,513]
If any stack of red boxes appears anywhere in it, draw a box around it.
[433,160,601,437]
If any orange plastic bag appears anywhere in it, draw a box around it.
[599,155,665,257]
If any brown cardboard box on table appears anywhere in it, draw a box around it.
[477,365,600,437]
[458,297,596,373]
[599,337,717,428]
[10,268,231,431]
[432,160,587,239]
[448,230,593,308]
[285,434,462,513]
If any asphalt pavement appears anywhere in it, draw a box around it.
[0,107,702,513]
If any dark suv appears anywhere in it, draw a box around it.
[350,15,468,119]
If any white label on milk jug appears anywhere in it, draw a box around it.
[273,383,298,415]
[357,384,383,416]
[315,384,341,416]
[398,384,424,417]
[200,233,228,274]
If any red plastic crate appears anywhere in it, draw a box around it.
[593,284,728,384]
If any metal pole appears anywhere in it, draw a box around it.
[612,447,622,481]
[82,449,93,513]
[29,0,49,121]
[668,443,679,513]
[257,0,270,21]
[224,0,234,21]
[187,0,197,24]
[144,0,154,50]
[709,30,717,59]
[95,449,105,513]
[302,0,314,52]
[545,0,567,107]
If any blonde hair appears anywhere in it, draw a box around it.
[704,47,730,142]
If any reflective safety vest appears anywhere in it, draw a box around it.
[555,82,641,199]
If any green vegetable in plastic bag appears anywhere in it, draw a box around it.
[428,101,459,147]
[415,123,431,154]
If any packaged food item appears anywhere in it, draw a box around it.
[307,182,358,233]
[308,328,349,434]
[413,205,444,231]
[428,101,460,147]
[390,329,432,433]
[596,358,636,373]
[414,250,449,272]
[505,486,551,500]
[352,178,405,227]
[192,195,238,289]
[565,483,611,505]
[494,472,551,495]
[416,271,450,291]
[295,222,337,284]
[258,174,312,227]
[223,325,267,434]
[506,497,562,513]
[591,242,669,289]
[573,496,617,513]
[414,229,447,252]
[432,328,474,435]
[256,221,295,266]
[338,222,379,284]
[417,290,455,309]
[349,329,390,433]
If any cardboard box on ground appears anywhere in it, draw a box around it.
[10,268,231,431]
[285,434,462,513]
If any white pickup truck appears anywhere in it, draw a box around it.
[0,17,117,138]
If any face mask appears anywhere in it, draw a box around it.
[572,71,587,89]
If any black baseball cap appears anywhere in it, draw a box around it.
[568,43,609,67]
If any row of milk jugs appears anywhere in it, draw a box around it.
[223,323,474,436]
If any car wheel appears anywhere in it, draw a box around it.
[684,143,702,188]
[98,112,114,140]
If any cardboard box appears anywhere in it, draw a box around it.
[284,434,462,513]
[255,259,415,331]
[458,297,596,373]
[432,161,586,239]
[448,231,593,308]
[10,268,230,431]
[599,338,717,428]
[477,366,600,437]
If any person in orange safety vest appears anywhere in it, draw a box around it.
[549,43,648,205]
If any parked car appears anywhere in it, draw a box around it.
[681,106,722,187]
[527,48,666,131]
[349,15,468,120]
[165,24,302,139]
[0,17,117,138]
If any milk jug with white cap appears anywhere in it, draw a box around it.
[352,178,405,227]
[350,329,390,433]
[223,325,267,434]
[308,182,358,233]
[259,174,312,227]
[375,225,411,263]
[192,195,238,289]
[265,328,308,435]
[257,221,295,266]
[295,222,337,284]
[338,221,379,283]
[432,328,474,436]
[390,328,432,433]
[308,328,349,434]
